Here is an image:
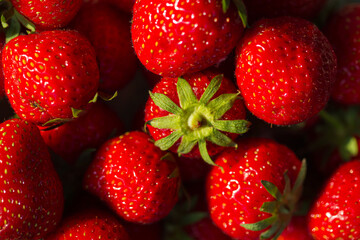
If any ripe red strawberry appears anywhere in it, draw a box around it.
[39,102,124,164]
[47,208,129,240]
[83,131,180,224]
[206,138,306,239]
[145,71,249,164]
[308,160,360,239]
[243,0,326,24]
[72,3,137,93]
[236,17,337,125]
[11,0,82,30]
[324,4,360,105]
[0,118,64,239]
[2,30,99,126]
[131,0,245,77]
[278,217,313,240]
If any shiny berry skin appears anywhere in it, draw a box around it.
[83,131,180,224]
[236,17,337,125]
[0,119,64,239]
[47,208,130,240]
[11,0,82,30]
[308,160,360,239]
[325,4,360,105]
[131,0,244,77]
[73,3,137,93]
[2,30,99,125]
[145,71,247,159]
[39,102,124,164]
[243,0,326,24]
[206,138,301,239]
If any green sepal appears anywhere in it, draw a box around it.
[1,14,8,28]
[5,16,20,43]
[155,131,183,151]
[261,180,282,200]
[259,220,281,239]
[198,139,216,166]
[293,159,307,193]
[71,107,83,118]
[212,119,250,134]
[88,92,99,104]
[148,115,181,130]
[178,136,197,155]
[207,129,237,147]
[99,91,118,101]
[199,74,223,104]
[222,0,231,13]
[150,91,183,115]
[177,77,197,109]
[41,118,69,128]
[178,212,208,226]
[241,215,277,231]
[13,9,35,33]
[233,0,248,28]
[207,93,239,119]
[260,201,277,214]
[339,136,358,161]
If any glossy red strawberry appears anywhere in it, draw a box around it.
[83,131,180,224]
[131,0,245,77]
[73,3,137,93]
[47,208,129,240]
[11,0,82,30]
[236,17,337,125]
[206,138,305,239]
[278,217,313,240]
[145,71,249,164]
[325,4,360,105]
[39,102,124,164]
[0,119,64,239]
[308,160,360,239]
[243,0,326,24]
[2,30,99,126]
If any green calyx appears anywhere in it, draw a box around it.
[241,160,307,239]
[221,0,248,28]
[147,75,250,166]
[0,0,36,43]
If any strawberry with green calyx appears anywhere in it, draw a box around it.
[145,72,250,165]
[132,0,247,78]
[206,138,306,239]
[236,16,337,126]
[0,118,64,239]
[308,160,360,239]
[2,30,100,126]
[83,131,180,224]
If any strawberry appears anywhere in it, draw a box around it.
[131,0,246,77]
[39,102,124,164]
[206,138,306,239]
[10,0,82,30]
[243,0,326,24]
[72,3,137,93]
[47,208,129,240]
[278,216,313,240]
[0,118,64,239]
[2,30,99,126]
[308,160,360,239]
[83,131,180,224]
[145,71,249,165]
[324,4,360,105]
[235,17,337,125]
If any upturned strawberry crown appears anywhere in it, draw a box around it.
[241,160,307,239]
[147,75,250,166]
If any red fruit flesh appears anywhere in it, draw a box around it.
[308,160,360,239]
[2,30,99,125]
[39,102,124,164]
[145,71,246,159]
[73,3,137,93]
[83,131,180,224]
[0,119,64,239]
[325,4,360,105]
[206,138,302,239]
[243,0,326,24]
[236,17,337,125]
[47,208,129,240]
[132,0,244,77]
[11,0,82,30]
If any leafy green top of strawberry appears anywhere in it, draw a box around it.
[146,73,250,165]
